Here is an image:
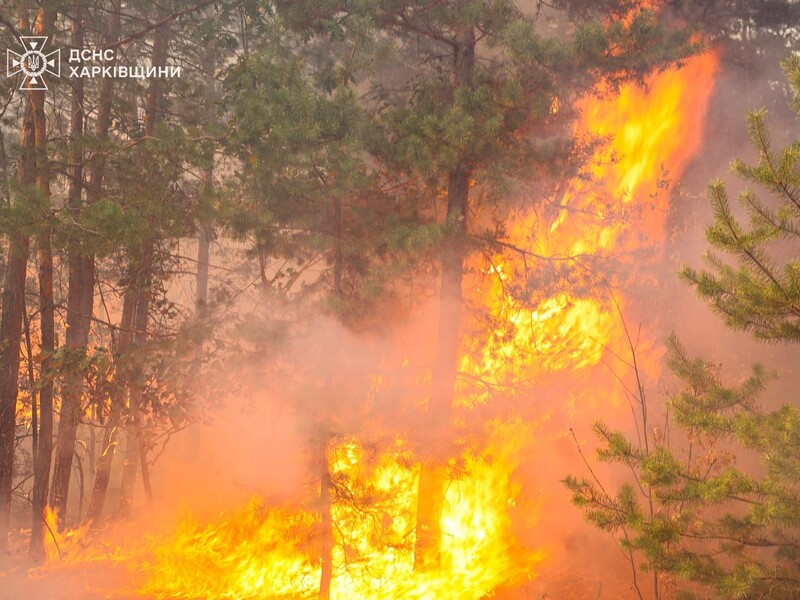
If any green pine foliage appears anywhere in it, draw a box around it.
[565,57,800,599]
[682,56,800,343]
[261,0,701,339]
[566,334,799,599]
[222,20,409,327]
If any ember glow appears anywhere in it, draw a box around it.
[23,49,718,600]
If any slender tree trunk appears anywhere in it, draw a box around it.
[118,20,169,517]
[45,3,87,538]
[86,292,133,523]
[117,425,138,518]
[316,189,345,596]
[318,440,333,600]
[413,25,474,571]
[117,246,159,511]
[27,306,37,475]
[0,6,53,553]
[30,103,56,556]
[23,306,37,466]
[87,422,116,524]
[196,226,211,317]
[83,0,120,526]
[196,223,211,322]
[0,98,34,551]
[31,224,53,545]
[185,206,212,462]
[118,247,155,518]
[186,46,215,459]
[195,42,215,313]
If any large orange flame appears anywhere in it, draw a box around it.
[462,52,719,392]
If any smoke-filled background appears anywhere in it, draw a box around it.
[1,1,799,599]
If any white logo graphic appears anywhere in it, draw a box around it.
[6,36,60,91]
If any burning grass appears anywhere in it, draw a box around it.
[22,420,540,600]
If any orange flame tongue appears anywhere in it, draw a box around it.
[572,52,720,244]
[463,51,719,389]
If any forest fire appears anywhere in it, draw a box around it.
[16,47,721,600]
[16,0,800,598]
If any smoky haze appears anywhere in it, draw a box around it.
[3,6,799,600]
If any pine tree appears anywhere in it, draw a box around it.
[565,56,800,599]
[0,5,56,553]
[222,17,403,597]
[276,0,700,570]
[681,70,800,343]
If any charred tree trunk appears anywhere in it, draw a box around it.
[46,3,88,536]
[118,20,169,518]
[0,7,53,552]
[413,25,474,571]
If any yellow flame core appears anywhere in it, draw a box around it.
[142,502,318,599]
[139,420,539,600]
[35,52,718,600]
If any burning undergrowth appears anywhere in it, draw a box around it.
[137,419,540,600]
[17,418,540,599]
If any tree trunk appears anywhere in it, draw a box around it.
[118,248,154,518]
[194,43,215,317]
[318,442,333,600]
[0,7,53,552]
[117,16,169,519]
[413,25,474,571]
[82,0,120,526]
[86,422,116,524]
[47,2,88,534]
[0,99,34,552]
[23,306,37,472]
[185,212,212,463]
[196,222,211,321]
[317,435,333,600]
[86,291,133,523]
[186,51,215,459]
[30,180,55,559]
